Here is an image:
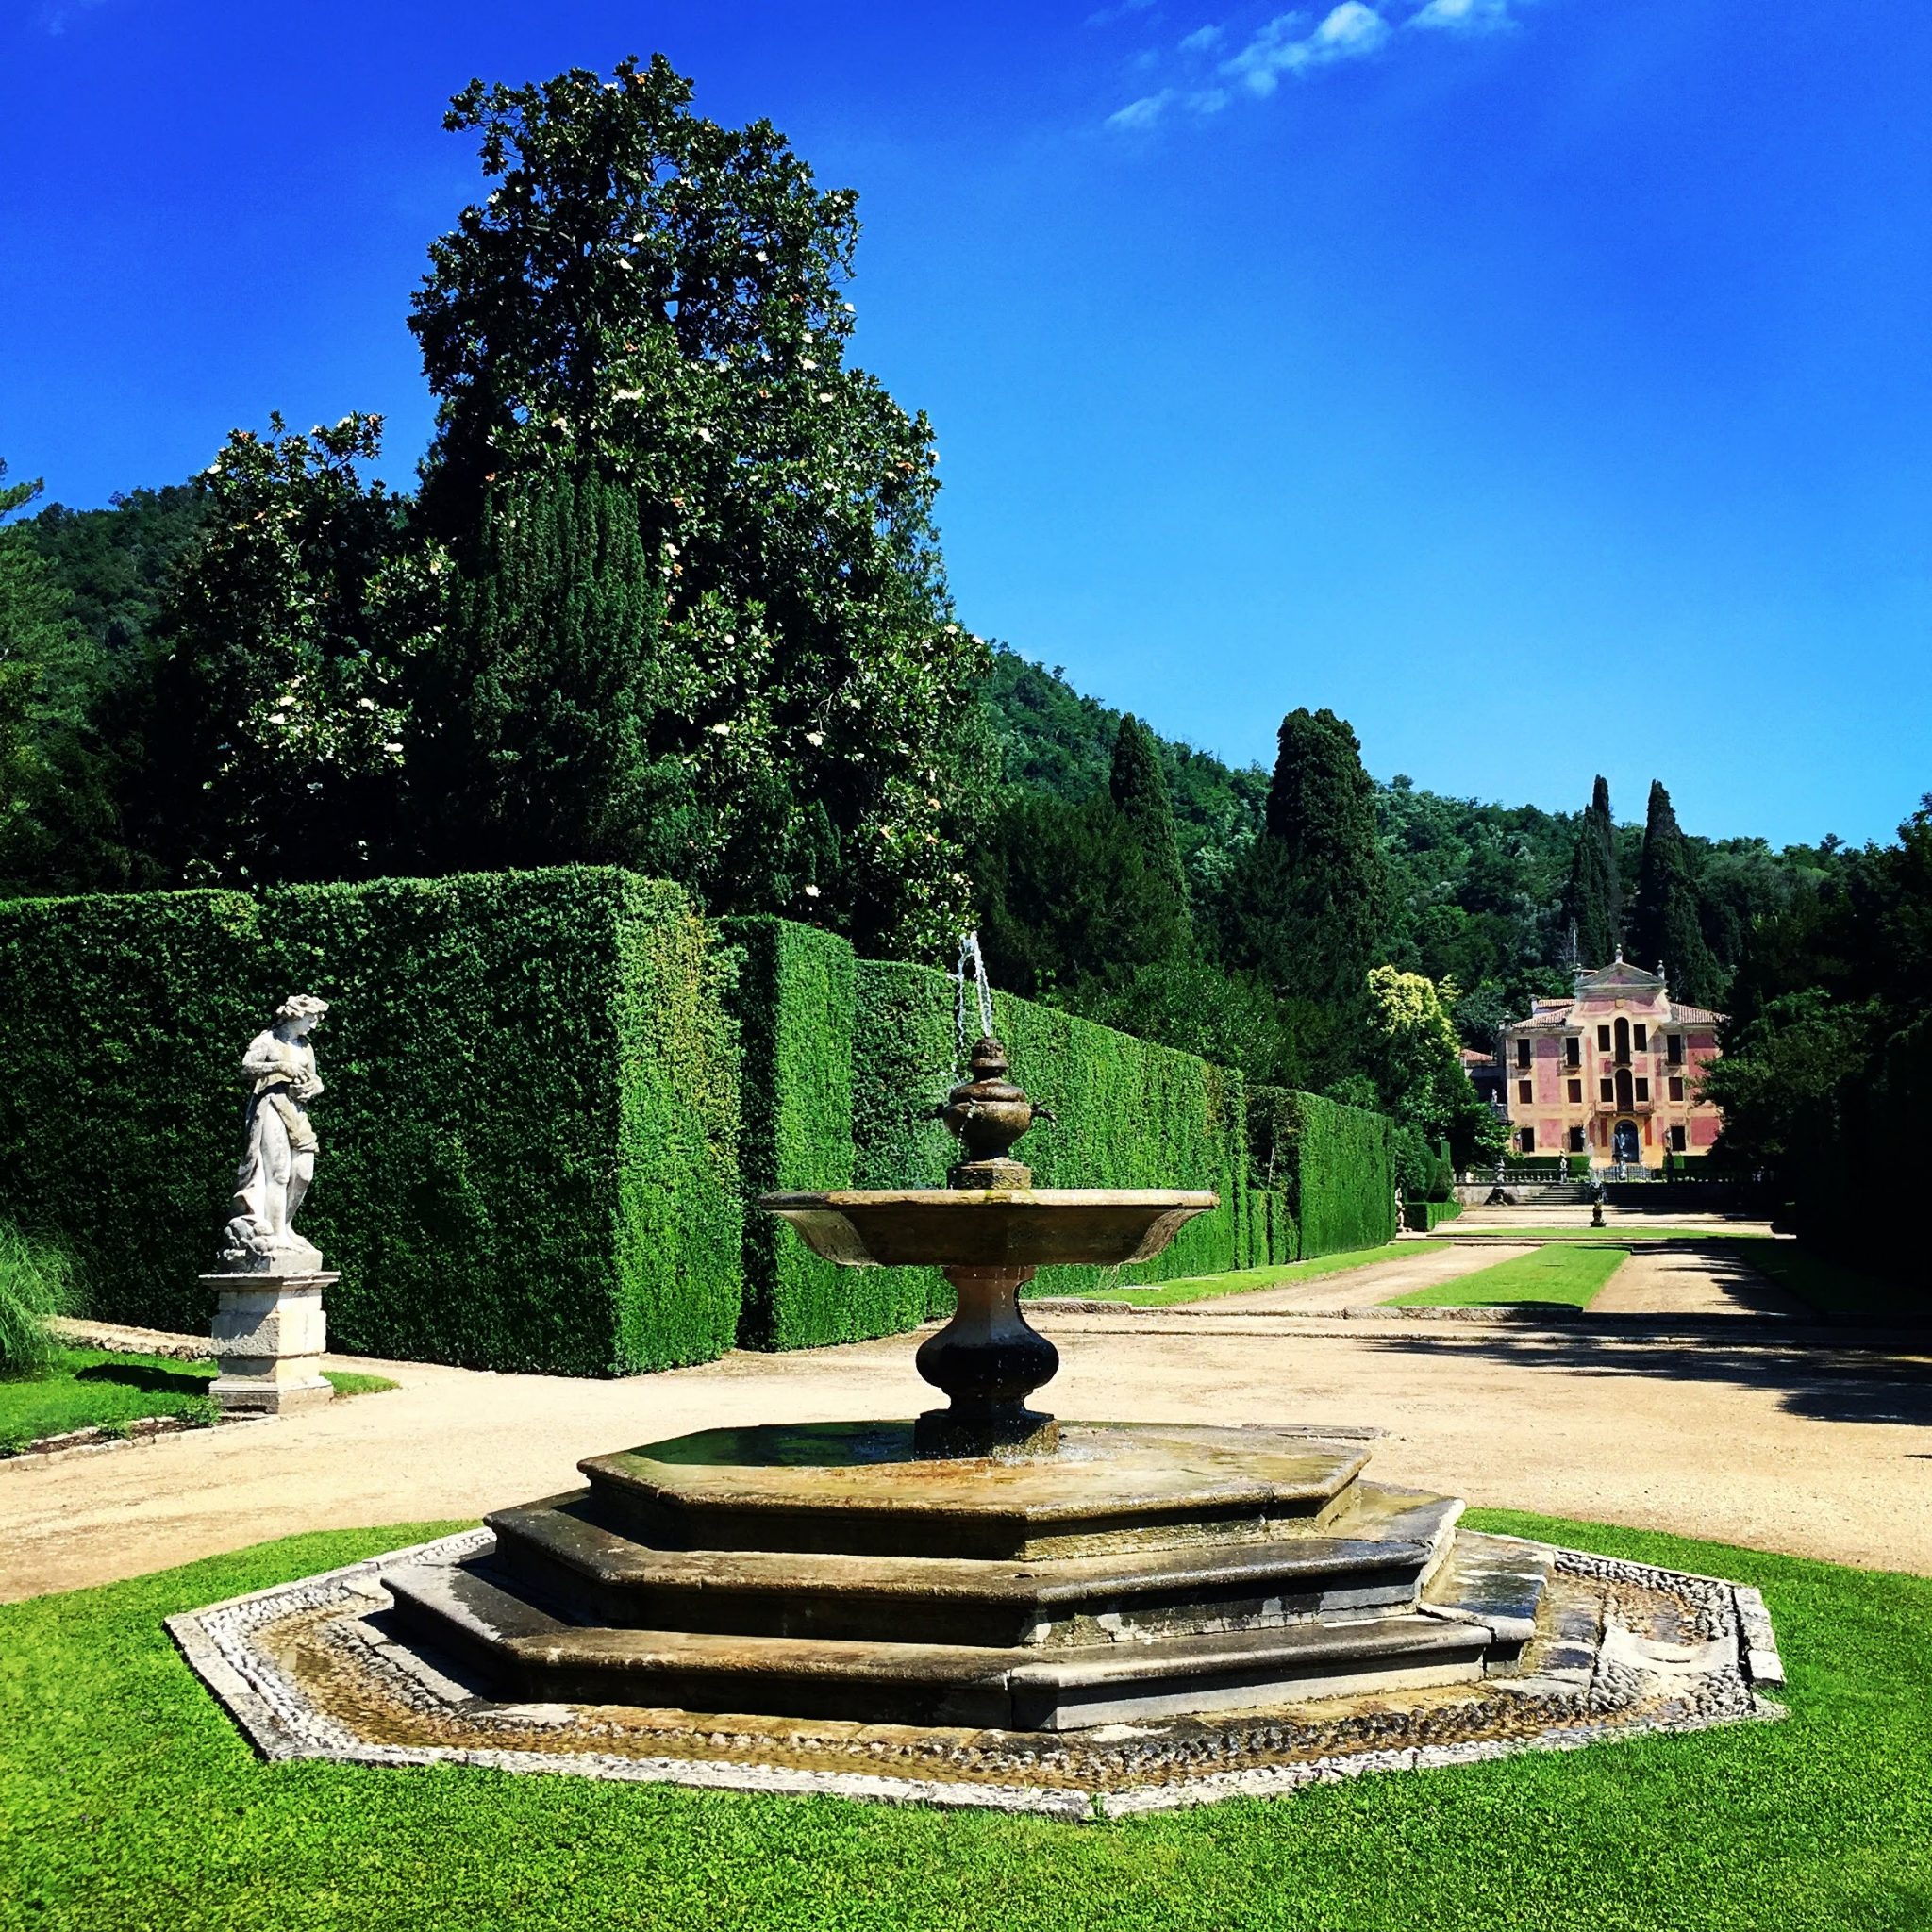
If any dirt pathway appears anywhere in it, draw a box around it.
[1591,1245,1807,1319]
[5,1281,1929,1599]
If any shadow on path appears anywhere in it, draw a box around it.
[1354,1326,1932,1429]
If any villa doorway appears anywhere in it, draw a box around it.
[1613,1118,1641,1165]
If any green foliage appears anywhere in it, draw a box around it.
[1248,1087,1398,1257]
[1359,965,1507,1174]
[1561,774,1621,967]
[25,479,210,666]
[0,462,125,895]
[0,1224,78,1376]
[0,869,741,1374]
[723,916,863,1349]
[1224,708,1388,1018]
[1400,1197,1463,1233]
[1713,801,1932,1288]
[129,414,436,886]
[412,470,668,872]
[1631,780,1723,1008]
[1108,713,1189,936]
[410,54,990,958]
[974,793,1187,1010]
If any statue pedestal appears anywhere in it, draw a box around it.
[203,1272,337,1417]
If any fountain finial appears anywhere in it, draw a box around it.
[941,1035,1036,1189]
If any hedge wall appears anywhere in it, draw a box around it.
[721,916,868,1350]
[0,870,740,1374]
[0,889,266,1336]
[0,874,1398,1371]
[1249,1087,1399,1257]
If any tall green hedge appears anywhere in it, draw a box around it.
[0,874,1396,1371]
[0,889,265,1336]
[0,870,740,1374]
[1249,1086,1398,1257]
[722,917,866,1350]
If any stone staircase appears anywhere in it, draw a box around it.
[384,1420,1556,1733]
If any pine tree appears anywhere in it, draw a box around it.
[1108,713,1188,954]
[1224,708,1388,1008]
[1631,779,1722,1005]
[1562,774,1620,966]
[414,469,666,871]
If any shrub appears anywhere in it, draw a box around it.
[0,1224,78,1376]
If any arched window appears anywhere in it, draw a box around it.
[1613,1016,1631,1064]
[1615,1066,1634,1112]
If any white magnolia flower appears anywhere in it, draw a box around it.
[800,358,817,371]
[709,722,732,736]
[805,730,824,747]
[697,427,714,443]
[803,884,822,898]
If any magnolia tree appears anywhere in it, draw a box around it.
[134,415,441,883]
[407,54,991,954]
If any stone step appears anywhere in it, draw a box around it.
[578,1420,1371,1560]
[1421,1530,1556,1654]
[382,1555,1495,1732]
[486,1491,1441,1647]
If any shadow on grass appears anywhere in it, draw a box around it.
[71,1361,209,1397]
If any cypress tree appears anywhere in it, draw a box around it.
[1631,779,1722,1005]
[1591,774,1622,934]
[1224,708,1388,1007]
[1562,774,1620,966]
[414,468,669,871]
[1108,713,1189,949]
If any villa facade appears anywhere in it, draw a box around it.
[1497,958,1723,1168]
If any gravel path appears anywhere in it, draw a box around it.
[1171,1242,1537,1312]
[5,1239,1928,1599]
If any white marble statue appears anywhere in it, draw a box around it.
[220,994,329,1273]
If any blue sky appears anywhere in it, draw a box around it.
[4,1,1928,847]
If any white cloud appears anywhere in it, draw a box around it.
[1179,24,1224,51]
[1107,80,1245,128]
[1107,90,1177,128]
[1409,0,1515,30]
[1223,4,1391,97]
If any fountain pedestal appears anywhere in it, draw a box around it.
[913,1266,1058,1456]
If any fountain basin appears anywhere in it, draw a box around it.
[758,1189,1218,1270]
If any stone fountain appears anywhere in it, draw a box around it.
[171,1005,1786,1813]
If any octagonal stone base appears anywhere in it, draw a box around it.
[169,1417,1785,1813]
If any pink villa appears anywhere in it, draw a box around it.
[1497,958,1723,1168]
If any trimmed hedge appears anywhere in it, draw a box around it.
[1250,1087,1399,1257]
[1401,1198,1464,1233]
[721,917,870,1350]
[0,871,740,1375]
[0,874,1397,1370]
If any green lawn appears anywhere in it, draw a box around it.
[1065,1243,1408,1307]
[2,1515,1927,1930]
[0,1349,395,1456]
[1390,1243,1629,1309]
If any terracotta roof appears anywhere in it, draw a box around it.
[1669,1003,1724,1025]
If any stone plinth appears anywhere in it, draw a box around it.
[204,1271,336,1417]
